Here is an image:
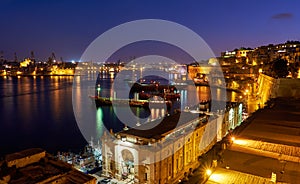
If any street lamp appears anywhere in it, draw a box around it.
[97,84,101,97]
[206,169,212,176]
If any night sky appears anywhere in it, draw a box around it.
[1,0,300,62]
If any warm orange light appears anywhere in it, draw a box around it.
[210,173,224,183]
[206,169,212,176]
[233,139,248,146]
[51,68,74,75]
[20,59,31,67]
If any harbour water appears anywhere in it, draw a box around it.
[0,74,239,156]
[0,76,87,156]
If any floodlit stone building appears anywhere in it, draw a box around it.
[102,102,243,184]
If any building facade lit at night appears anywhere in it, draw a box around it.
[102,102,243,183]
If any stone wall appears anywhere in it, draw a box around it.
[6,151,46,168]
[276,78,300,97]
[102,103,243,184]
[257,74,300,105]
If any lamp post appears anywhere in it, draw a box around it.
[278,153,287,181]
[97,84,101,97]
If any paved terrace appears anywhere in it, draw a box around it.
[206,98,300,184]
[207,168,287,184]
[237,98,300,147]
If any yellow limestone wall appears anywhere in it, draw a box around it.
[257,74,300,105]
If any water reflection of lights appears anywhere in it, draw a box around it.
[110,72,114,78]
[96,108,104,139]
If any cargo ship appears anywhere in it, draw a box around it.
[90,96,172,108]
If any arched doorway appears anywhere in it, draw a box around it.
[121,149,135,180]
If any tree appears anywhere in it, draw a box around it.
[272,58,289,78]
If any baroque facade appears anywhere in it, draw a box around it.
[102,102,243,184]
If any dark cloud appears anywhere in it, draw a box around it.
[272,13,293,19]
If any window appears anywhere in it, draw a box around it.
[186,151,189,163]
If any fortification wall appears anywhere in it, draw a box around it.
[257,74,300,105]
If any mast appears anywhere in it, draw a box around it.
[51,52,56,63]
[30,51,36,66]
[0,51,4,63]
[14,52,18,62]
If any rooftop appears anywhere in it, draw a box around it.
[0,149,96,184]
[239,97,300,147]
[117,102,241,141]
[44,170,96,184]
[118,111,209,140]
[5,148,45,162]
[214,97,300,184]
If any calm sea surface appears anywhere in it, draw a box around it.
[0,74,238,156]
[0,76,86,156]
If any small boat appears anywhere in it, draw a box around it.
[137,85,180,100]
[139,91,180,100]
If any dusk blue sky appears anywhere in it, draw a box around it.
[0,0,300,62]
